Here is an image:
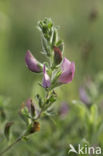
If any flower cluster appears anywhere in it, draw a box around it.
[22,18,75,137]
[20,18,76,137]
[25,18,75,90]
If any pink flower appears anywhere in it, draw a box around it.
[42,65,51,88]
[25,98,32,112]
[58,58,75,84]
[25,50,42,73]
[59,102,69,117]
[25,98,35,116]
[79,87,91,105]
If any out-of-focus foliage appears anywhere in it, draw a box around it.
[0,0,103,155]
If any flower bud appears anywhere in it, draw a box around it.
[25,98,35,117]
[53,46,62,66]
[25,50,42,73]
[58,58,75,84]
[42,65,51,88]
[24,121,40,136]
[33,121,40,132]
[28,122,40,134]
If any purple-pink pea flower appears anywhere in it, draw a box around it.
[42,65,51,88]
[58,58,75,84]
[25,50,42,73]
[25,98,35,116]
[59,102,69,117]
[79,87,91,105]
[25,98,32,112]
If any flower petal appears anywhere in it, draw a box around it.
[42,65,51,88]
[26,98,32,112]
[25,50,42,73]
[58,58,75,84]
[61,57,71,72]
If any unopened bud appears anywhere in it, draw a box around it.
[53,46,62,66]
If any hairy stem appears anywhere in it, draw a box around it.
[0,137,22,156]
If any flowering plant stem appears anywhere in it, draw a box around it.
[0,111,43,155]
[0,137,22,155]
[0,91,52,155]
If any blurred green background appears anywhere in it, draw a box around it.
[0,0,103,155]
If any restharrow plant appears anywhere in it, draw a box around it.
[0,18,75,155]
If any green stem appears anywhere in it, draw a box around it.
[0,137,22,156]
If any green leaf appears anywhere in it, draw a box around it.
[72,100,88,121]
[31,103,35,117]
[90,104,98,125]
[46,109,56,116]
[44,91,57,110]
[21,107,29,116]
[48,95,56,103]
[36,94,43,108]
[56,40,64,52]
[22,136,29,142]
[52,29,58,46]
[19,111,28,124]
[21,107,32,121]
[4,122,14,140]
[41,35,51,56]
